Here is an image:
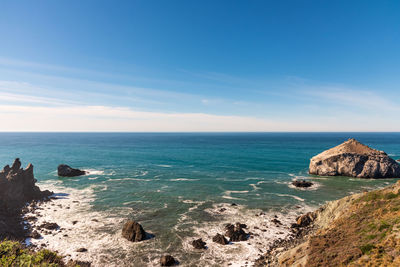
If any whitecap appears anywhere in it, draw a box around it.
[276,193,305,202]
[169,178,199,181]
[157,164,172,168]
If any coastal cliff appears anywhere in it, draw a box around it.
[309,139,400,178]
[265,181,400,266]
[0,158,52,240]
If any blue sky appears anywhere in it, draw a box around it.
[0,0,399,131]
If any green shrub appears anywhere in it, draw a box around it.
[360,244,376,254]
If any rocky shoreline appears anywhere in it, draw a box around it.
[0,159,91,266]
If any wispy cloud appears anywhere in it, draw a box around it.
[303,86,400,112]
[0,104,302,132]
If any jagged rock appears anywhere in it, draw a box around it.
[57,164,86,177]
[0,158,52,210]
[121,220,146,242]
[160,255,176,266]
[225,223,248,242]
[309,139,400,178]
[296,212,317,227]
[192,238,207,249]
[292,180,313,188]
[212,233,228,245]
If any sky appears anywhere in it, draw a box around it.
[0,0,399,132]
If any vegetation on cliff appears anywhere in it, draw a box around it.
[278,181,400,266]
[0,240,63,266]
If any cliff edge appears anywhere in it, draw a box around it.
[275,181,400,266]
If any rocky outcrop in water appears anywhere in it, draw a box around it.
[0,158,52,210]
[212,233,229,245]
[292,180,313,188]
[225,223,248,242]
[309,138,400,178]
[0,159,52,240]
[121,220,146,242]
[57,164,86,177]
[192,238,207,249]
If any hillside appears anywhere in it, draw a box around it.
[275,180,400,266]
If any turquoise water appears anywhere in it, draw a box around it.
[1,133,399,266]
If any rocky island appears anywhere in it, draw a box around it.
[309,138,400,178]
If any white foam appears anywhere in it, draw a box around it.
[24,180,135,267]
[169,178,200,181]
[85,169,106,176]
[157,164,172,168]
[276,193,305,202]
[249,184,261,191]
[108,177,151,182]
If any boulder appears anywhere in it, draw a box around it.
[225,222,248,242]
[192,238,206,249]
[212,233,228,245]
[309,139,400,178]
[160,255,176,266]
[292,180,313,188]
[57,164,86,177]
[121,220,146,242]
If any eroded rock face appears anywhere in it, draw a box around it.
[309,139,400,178]
[121,220,146,242]
[0,158,52,209]
[57,164,86,177]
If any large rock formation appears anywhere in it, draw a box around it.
[0,158,52,209]
[0,159,52,240]
[57,164,86,177]
[309,139,400,178]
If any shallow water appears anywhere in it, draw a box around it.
[1,132,399,266]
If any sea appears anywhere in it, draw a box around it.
[0,132,399,267]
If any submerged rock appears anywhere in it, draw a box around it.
[309,138,400,178]
[160,255,176,266]
[292,180,313,188]
[192,238,207,249]
[225,223,248,242]
[212,233,228,245]
[57,164,86,177]
[121,220,146,242]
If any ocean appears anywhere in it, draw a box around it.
[1,132,399,266]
